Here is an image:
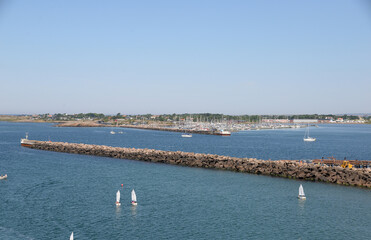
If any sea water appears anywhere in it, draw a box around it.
[0,122,370,239]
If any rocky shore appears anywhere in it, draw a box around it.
[24,140,371,188]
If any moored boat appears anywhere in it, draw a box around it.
[215,130,231,136]
[0,174,7,180]
[21,133,36,147]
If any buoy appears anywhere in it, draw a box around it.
[121,184,123,187]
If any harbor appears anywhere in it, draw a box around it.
[21,139,371,188]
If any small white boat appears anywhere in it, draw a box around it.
[0,174,7,180]
[70,232,73,240]
[181,133,192,138]
[217,130,231,136]
[303,137,316,142]
[116,190,121,206]
[110,130,116,135]
[118,131,123,134]
[303,124,316,142]
[21,133,35,147]
[131,189,137,206]
[298,184,306,199]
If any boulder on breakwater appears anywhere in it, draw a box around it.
[24,140,371,188]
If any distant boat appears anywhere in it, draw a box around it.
[303,124,316,142]
[131,189,137,206]
[298,184,306,199]
[118,131,124,134]
[110,130,116,135]
[116,190,121,206]
[70,232,73,240]
[21,132,35,147]
[216,130,231,136]
[181,133,192,138]
[0,174,7,180]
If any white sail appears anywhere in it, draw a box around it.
[116,190,120,203]
[303,124,316,141]
[131,189,137,202]
[70,232,73,240]
[299,184,305,196]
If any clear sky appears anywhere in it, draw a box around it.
[0,0,370,115]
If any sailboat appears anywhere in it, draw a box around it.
[298,184,306,199]
[181,130,192,138]
[70,232,73,240]
[116,190,121,206]
[303,124,316,142]
[131,189,137,206]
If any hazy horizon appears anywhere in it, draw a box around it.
[1,0,370,115]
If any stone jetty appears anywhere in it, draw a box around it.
[23,140,371,188]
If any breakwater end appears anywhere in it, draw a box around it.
[23,140,371,188]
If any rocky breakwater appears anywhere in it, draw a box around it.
[25,140,371,188]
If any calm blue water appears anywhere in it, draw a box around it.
[0,122,370,239]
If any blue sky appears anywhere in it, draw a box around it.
[0,0,370,115]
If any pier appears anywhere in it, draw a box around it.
[21,140,371,188]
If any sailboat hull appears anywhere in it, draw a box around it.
[303,138,316,142]
[298,196,306,200]
[131,201,137,206]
